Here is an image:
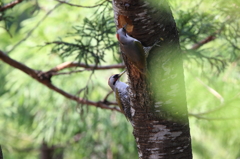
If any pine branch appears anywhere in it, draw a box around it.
[0,50,120,112]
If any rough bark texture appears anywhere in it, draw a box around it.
[112,0,192,158]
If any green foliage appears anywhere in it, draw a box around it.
[174,0,240,74]
[47,1,119,66]
[0,0,240,158]
[171,0,240,158]
[0,0,136,158]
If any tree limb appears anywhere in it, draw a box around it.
[191,35,216,50]
[0,50,120,112]
[48,62,125,72]
[0,0,23,12]
[191,27,224,50]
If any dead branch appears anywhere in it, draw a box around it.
[0,50,121,112]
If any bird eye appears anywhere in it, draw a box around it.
[113,74,119,78]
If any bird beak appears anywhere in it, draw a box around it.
[123,24,128,30]
[122,24,128,33]
[119,70,126,77]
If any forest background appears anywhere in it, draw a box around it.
[0,0,239,158]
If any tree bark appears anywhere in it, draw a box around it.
[0,145,3,159]
[40,142,64,159]
[40,142,54,159]
[112,0,192,158]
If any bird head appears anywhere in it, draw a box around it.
[116,25,128,44]
[108,70,126,91]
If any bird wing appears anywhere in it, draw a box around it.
[133,40,146,70]
[115,88,125,114]
[115,88,129,121]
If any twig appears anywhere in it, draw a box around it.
[45,41,80,48]
[0,0,23,12]
[52,69,85,76]
[55,0,107,8]
[191,35,216,50]
[191,27,225,50]
[48,61,125,72]
[103,91,114,102]
[196,77,224,103]
[7,3,62,53]
[0,50,121,112]
[0,26,12,37]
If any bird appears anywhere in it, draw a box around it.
[116,25,159,74]
[108,70,132,120]
[116,27,147,73]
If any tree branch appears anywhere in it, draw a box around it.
[191,35,216,50]
[0,0,23,12]
[0,50,120,112]
[48,61,125,72]
[196,77,224,103]
[191,27,224,50]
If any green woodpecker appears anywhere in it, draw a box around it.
[108,70,131,120]
[116,26,157,73]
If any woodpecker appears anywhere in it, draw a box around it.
[116,26,158,73]
[108,70,131,120]
[116,27,146,73]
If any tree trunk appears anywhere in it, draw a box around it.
[40,142,54,159]
[112,0,192,158]
[40,142,64,159]
[0,145,3,159]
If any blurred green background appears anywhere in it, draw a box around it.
[0,0,239,158]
